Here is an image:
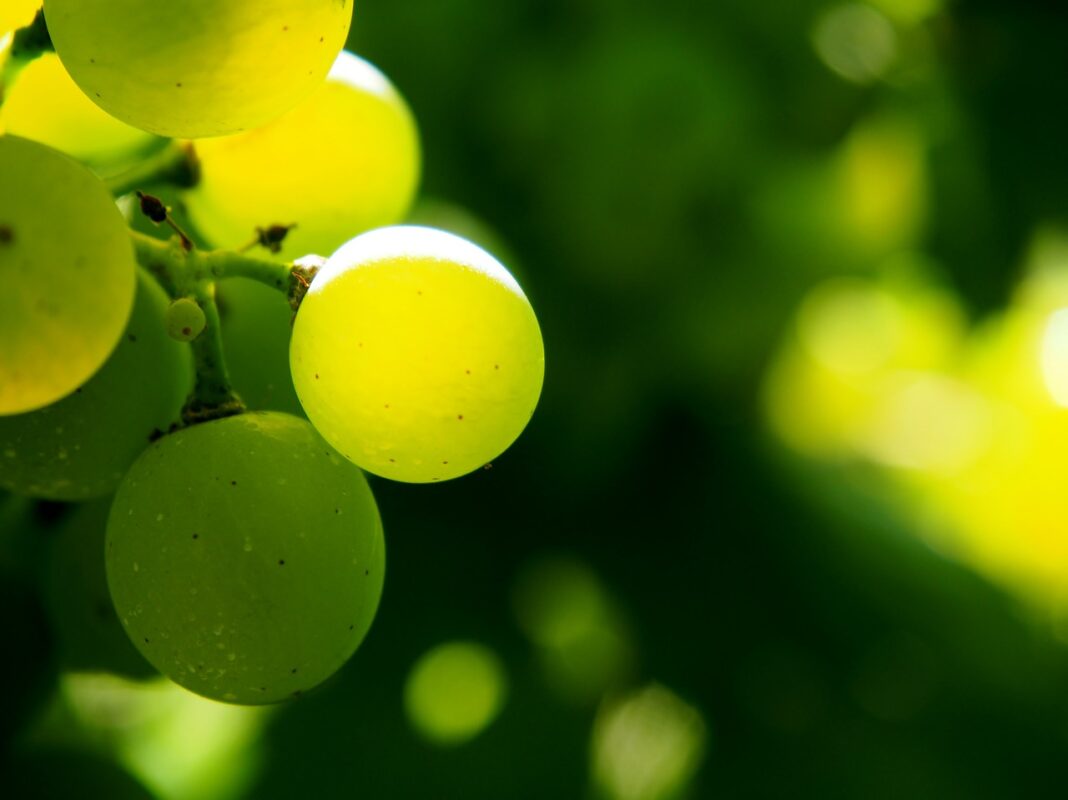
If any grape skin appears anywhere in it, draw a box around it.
[0,270,191,500]
[0,0,39,34]
[290,226,545,483]
[43,0,352,138]
[106,412,385,705]
[0,53,159,169]
[0,134,137,415]
[186,51,420,259]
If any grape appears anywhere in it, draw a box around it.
[290,226,545,483]
[44,500,153,678]
[0,1,39,34]
[217,278,305,416]
[106,412,385,704]
[166,297,206,342]
[43,0,353,138]
[0,53,159,169]
[0,135,137,415]
[0,270,191,500]
[186,52,420,258]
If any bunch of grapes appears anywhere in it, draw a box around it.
[0,2,544,705]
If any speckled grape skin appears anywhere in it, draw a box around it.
[290,226,545,483]
[106,412,385,705]
[0,135,137,415]
[43,0,352,138]
[0,270,191,500]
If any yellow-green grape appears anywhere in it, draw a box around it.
[43,0,352,138]
[186,51,420,258]
[0,1,39,34]
[106,412,385,705]
[166,297,206,342]
[0,135,136,415]
[0,270,192,500]
[218,278,305,416]
[290,226,545,483]
[0,53,159,169]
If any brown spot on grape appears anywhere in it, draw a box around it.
[315,373,319,379]
[364,569,369,576]
[0,225,13,245]
[457,414,464,420]
[192,533,199,539]
[494,364,500,370]
[291,668,298,674]
[181,327,192,336]
[348,624,354,630]
[176,82,183,88]
[278,560,285,566]
[144,637,150,644]
[231,480,237,486]
[128,333,138,343]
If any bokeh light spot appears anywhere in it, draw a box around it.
[404,641,507,746]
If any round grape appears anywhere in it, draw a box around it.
[43,0,352,138]
[166,297,206,342]
[186,52,420,259]
[106,412,385,705]
[0,1,38,34]
[0,134,137,415]
[0,53,159,169]
[217,278,305,416]
[0,270,191,500]
[290,226,545,483]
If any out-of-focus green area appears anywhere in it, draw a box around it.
[8,0,1068,797]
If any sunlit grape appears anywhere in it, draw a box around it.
[107,412,385,705]
[186,51,420,258]
[290,226,545,483]
[0,53,158,168]
[43,0,352,138]
[0,134,136,415]
[0,270,191,500]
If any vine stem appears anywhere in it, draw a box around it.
[105,141,200,196]
[130,231,319,424]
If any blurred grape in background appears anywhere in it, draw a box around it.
[8,0,1068,797]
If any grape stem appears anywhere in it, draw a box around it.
[105,141,201,196]
[130,232,320,424]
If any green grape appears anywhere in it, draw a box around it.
[290,226,545,483]
[45,499,153,678]
[0,270,191,500]
[217,278,305,416]
[0,1,39,34]
[0,53,159,169]
[106,412,385,705]
[43,0,352,138]
[186,51,420,258]
[0,135,137,415]
[166,297,206,342]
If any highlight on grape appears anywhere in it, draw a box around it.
[0,5,544,704]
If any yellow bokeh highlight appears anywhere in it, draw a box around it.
[404,641,508,746]
[765,226,1068,617]
[591,684,708,800]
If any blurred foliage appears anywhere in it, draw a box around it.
[8,0,1068,797]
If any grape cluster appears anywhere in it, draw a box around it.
[0,4,544,704]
